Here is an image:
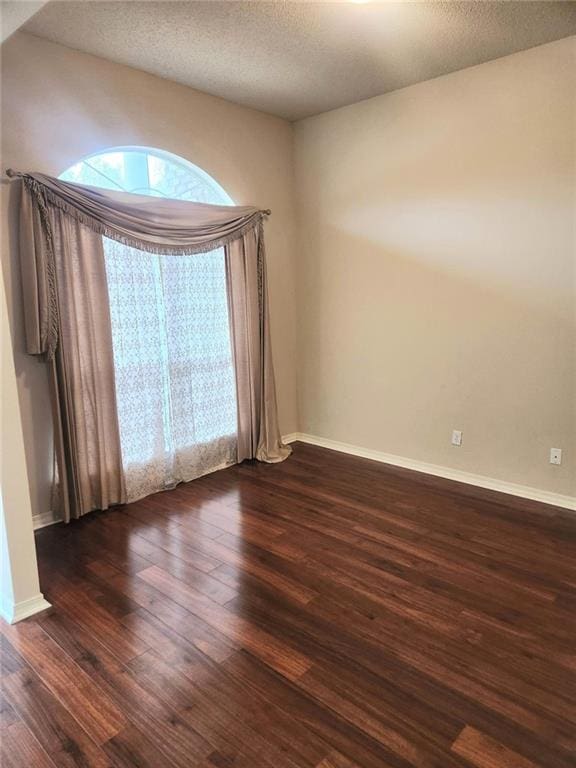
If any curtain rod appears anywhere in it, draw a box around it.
[5,169,271,214]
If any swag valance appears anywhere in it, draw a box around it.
[12,170,271,357]
[11,170,290,522]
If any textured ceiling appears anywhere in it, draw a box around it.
[22,1,576,121]
[0,1,49,42]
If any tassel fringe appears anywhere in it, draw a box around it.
[20,174,270,360]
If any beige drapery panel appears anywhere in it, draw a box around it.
[15,171,290,522]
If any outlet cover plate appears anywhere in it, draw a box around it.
[550,448,562,465]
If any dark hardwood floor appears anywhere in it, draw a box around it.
[1,442,575,767]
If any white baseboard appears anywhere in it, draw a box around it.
[31,434,574,531]
[283,432,576,511]
[33,510,61,530]
[282,433,302,445]
[0,593,52,624]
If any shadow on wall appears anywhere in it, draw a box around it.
[297,223,575,495]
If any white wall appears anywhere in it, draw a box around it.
[1,258,49,621]
[294,37,576,500]
[1,31,299,522]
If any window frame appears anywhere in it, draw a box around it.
[59,146,234,205]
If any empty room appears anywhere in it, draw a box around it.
[1,1,575,766]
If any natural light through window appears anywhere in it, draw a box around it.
[60,148,238,501]
[60,147,234,204]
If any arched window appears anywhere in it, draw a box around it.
[59,148,237,502]
[60,146,233,204]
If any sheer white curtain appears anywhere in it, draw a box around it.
[104,237,238,502]
[63,149,240,501]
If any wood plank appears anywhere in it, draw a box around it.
[0,621,125,744]
[2,667,113,768]
[451,726,540,768]
[0,720,57,768]
[0,691,19,729]
[103,723,178,768]
[170,532,317,604]
[0,635,24,678]
[35,598,213,767]
[316,753,363,768]
[48,586,150,662]
[128,648,321,768]
[138,564,312,680]
[89,561,240,663]
[29,442,576,768]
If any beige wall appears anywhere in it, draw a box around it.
[2,32,575,520]
[294,37,576,498]
[1,260,46,619]
[1,31,299,520]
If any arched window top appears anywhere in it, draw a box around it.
[59,146,233,205]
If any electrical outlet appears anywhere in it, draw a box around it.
[550,448,562,465]
[451,430,463,447]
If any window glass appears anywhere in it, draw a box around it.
[60,147,233,204]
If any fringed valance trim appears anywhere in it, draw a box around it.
[9,169,271,360]
[24,178,60,358]
[257,218,265,324]
[14,171,269,257]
